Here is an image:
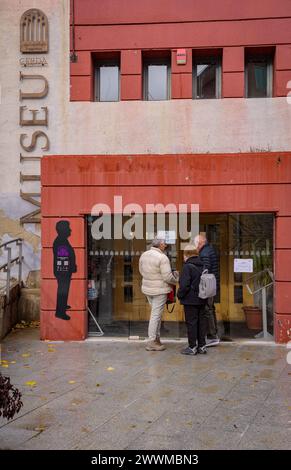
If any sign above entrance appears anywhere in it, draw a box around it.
[234,258,253,273]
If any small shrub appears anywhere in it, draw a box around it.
[0,372,23,420]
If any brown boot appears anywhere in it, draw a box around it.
[145,340,166,351]
[156,336,164,346]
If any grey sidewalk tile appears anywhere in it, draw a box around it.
[237,424,291,450]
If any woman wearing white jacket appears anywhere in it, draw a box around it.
[139,238,179,351]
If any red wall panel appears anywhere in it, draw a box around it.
[40,184,291,218]
[41,279,87,311]
[40,310,88,341]
[41,217,85,248]
[275,45,291,70]
[74,19,291,51]
[274,314,291,343]
[274,70,291,97]
[73,0,291,25]
[276,216,291,249]
[121,75,142,100]
[223,72,244,98]
[70,76,93,101]
[275,282,291,313]
[121,50,142,75]
[42,248,86,279]
[223,47,244,72]
[70,51,92,76]
[171,73,192,99]
[275,250,291,281]
[41,153,291,187]
[171,49,192,74]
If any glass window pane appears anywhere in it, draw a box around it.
[247,62,268,98]
[99,65,119,101]
[147,64,168,100]
[196,63,216,98]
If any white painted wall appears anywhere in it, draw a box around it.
[0,0,291,278]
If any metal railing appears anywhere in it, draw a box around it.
[0,238,23,302]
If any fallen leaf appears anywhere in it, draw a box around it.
[107,367,115,371]
[47,349,56,353]
[25,381,37,387]
[22,353,31,358]
[96,383,100,387]
[34,426,45,432]
[68,380,76,384]
[1,364,9,368]
[1,360,8,364]
[10,361,16,364]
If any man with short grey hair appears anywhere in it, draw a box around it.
[139,238,179,351]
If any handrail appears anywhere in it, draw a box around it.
[245,268,274,341]
[0,238,23,302]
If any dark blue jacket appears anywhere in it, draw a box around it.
[199,242,220,293]
[177,256,207,306]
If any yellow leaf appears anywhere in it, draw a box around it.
[1,360,8,363]
[68,380,76,384]
[107,367,115,371]
[10,361,16,364]
[1,364,9,368]
[22,353,31,358]
[48,349,55,353]
[25,381,37,387]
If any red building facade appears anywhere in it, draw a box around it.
[41,1,291,342]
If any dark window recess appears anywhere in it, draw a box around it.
[246,57,272,98]
[143,60,170,100]
[234,272,243,283]
[124,265,133,283]
[193,58,221,99]
[234,285,243,304]
[124,286,133,303]
[95,63,120,102]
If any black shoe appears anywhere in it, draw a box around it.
[198,346,207,354]
[55,313,71,320]
[181,346,198,356]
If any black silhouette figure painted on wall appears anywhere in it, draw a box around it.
[53,221,77,320]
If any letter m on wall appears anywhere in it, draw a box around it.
[20,190,41,224]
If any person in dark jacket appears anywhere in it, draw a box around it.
[177,245,207,355]
[195,234,220,346]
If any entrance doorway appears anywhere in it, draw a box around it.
[87,213,274,340]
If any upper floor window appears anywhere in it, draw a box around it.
[193,56,221,99]
[245,55,273,98]
[143,58,171,100]
[95,60,120,102]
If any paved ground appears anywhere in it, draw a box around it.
[0,328,291,450]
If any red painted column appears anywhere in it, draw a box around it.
[274,215,291,343]
[40,216,88,340]
[120,50,142,100]
[171,49,192,99]
[70,51,94,101]
[222,46,244,98]
[274,44,291,97]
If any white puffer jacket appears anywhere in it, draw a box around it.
[139,247,178,296]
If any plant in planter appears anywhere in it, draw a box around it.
[0,372,23,420]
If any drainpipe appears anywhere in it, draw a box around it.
[70,0,78,63]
